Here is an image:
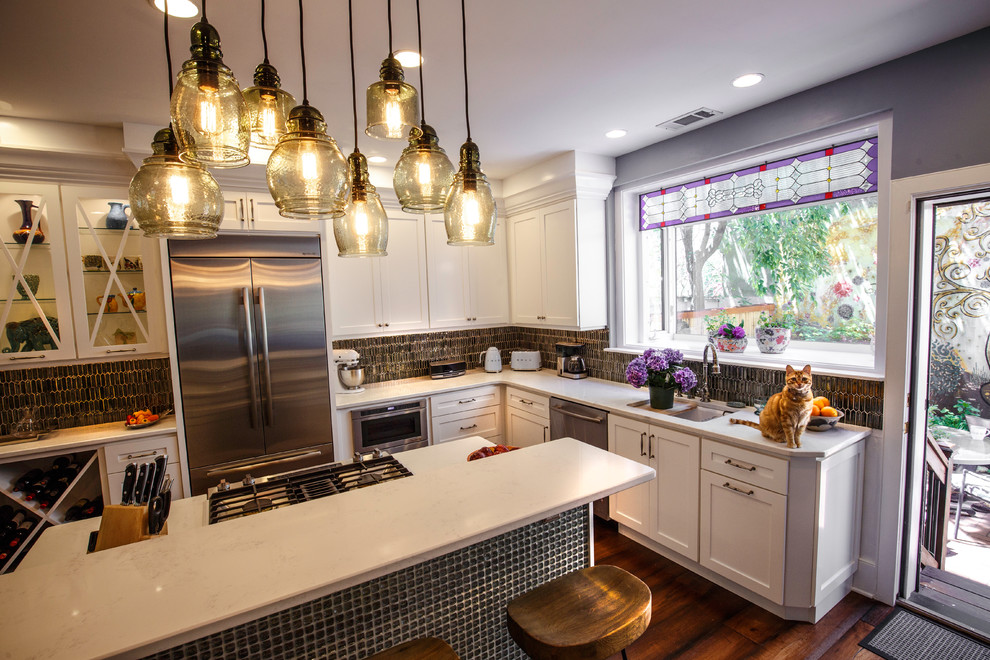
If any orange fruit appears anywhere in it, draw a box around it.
[812,396,830,410]
[821,406,839,417]
[811,405,821,416]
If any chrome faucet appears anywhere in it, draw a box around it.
[699,342,720,403]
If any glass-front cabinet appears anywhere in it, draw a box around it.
[0,183,76,363]
[61,186,164,358]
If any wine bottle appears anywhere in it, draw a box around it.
[50,456,70,471]
[6,518,36,549]
[12,468,43,493]
[3,510,25,533]
[63,498,90,522]
[80,495,104,519]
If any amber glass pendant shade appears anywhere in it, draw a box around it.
[171,21,250,168]
[129,127,223,239]
[334,152,388,257]
[366,56,419,140]
[444,139,496,246]
[266,104,349,219]
[243,63,296,150]
[393,124,455,213]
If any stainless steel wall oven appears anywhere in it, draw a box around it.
[351,399,429,454]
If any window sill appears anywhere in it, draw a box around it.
[606,341,883,380]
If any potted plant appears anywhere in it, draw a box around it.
[625,348,698,410]
[712,320,747,353]
[755,310,792,354]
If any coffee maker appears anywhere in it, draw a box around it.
[556,342,589,379]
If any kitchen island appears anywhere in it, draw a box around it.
[0,437,653,660]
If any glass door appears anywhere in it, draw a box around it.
[0,182,75,364]
[61,186,163,358]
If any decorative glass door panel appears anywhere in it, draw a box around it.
[62,186,162,358]
[0,183,75,364]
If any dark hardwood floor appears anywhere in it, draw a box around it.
[593,519,892,660]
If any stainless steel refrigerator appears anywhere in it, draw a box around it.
[169,235,334,494]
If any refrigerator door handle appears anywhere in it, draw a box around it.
[242,287,262,428]
[257,286,275,426]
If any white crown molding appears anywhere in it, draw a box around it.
[0,146,135,186]
[501,151,615,216]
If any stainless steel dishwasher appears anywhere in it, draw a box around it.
[549,397,610,519]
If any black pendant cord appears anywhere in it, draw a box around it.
[201,0,208,22]
[164,0,174,96]
[415,0,425,123]
[387,0,394,56]
[261,0,270,63]
[348,0,358,150]
[298,0,309,104]
[460,0,471,140]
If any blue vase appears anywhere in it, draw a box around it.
[106,202,129,230]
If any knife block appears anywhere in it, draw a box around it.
[93,505,168,552]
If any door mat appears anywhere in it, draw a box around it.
[859,607,990,660]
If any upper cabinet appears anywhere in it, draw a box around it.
[425,215,509,329]
[329,213,430,337]
[61,186,166,358]
[0,183,76,364]
[221,190,318,233]
[507,198,607,329]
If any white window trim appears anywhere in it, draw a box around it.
[611,114,893,379]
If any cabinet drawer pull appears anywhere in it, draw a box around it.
[640,431,646,457]
[106,348,138,353]
[459,424,478,431]
[238,199,245,223]
[9,354,45,360]
[649,433,655,459]
[124,449,161,460]
[249,199,256,222]
[724,458,757,472]
[722,482,755,496]
[458,398,477,404]
[519,399,534,405]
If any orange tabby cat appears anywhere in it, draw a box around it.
[729,364,814,448]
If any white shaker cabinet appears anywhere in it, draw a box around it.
[425,216,508,329]
[504,388,550,448]
[506,198,606,329]
[329,213,429,336]
[221,190,315,233]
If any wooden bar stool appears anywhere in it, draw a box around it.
[507,565,651,660]
[363,637,460,659]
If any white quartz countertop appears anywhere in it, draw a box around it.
[337,369,871,458]
[0,436,654,660]
[0,417,178,461]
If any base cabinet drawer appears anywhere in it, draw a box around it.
[431,386,501,416]
[103,432,180,472]
[505,388,550,417]
[700,469,786,604]
[432,406,502,443]
[702,438,788,495]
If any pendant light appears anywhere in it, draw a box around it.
[129,0,223,239]
[171,0,250,167]
[266,0,348,219]
[444,0,496,246]
[242,0,296,150]
[392,0,455,213]
[365,0,419,140]
[335,0,388,257]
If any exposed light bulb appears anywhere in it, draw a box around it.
[352,201,370,237]
[169,173,190,205]
[417,160,432,186]
[462,191,481,227]
[384,99,404,138]
[257,96,279,141]
[198,94,220,135]
[301,151,318,181]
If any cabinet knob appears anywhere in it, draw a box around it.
[384,322,389,327]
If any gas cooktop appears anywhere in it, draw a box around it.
[207,451,413,524]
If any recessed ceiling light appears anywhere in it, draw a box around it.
[393,51,423,68]
[605,129,627,139]
[150,0,199,18]
[732,73,764,88]
[367,156,388,164]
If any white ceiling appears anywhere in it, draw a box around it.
[2,0,989,180]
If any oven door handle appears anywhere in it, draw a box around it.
[205,449,324,477]
[242,287,261,429]
[353,406,426,422]
[257,286,274,426]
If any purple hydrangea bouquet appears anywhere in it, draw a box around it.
[625,348,697,409]
[712,320,748,353]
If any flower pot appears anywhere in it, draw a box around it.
[755,327,791,354]
[649,385,675,410]
[713,336,747,353]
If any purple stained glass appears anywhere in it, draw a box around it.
[639,137,878,230]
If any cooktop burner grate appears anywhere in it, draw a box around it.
[208,455,412,524]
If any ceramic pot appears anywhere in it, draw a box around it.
[12,200,45,245]
[15,273,40,300]
[106,202,130,230]
[714,336,747,353]
[649,385,675,410]
[127,287,146,311]
[755,327,791,354]
[97,294,118,313]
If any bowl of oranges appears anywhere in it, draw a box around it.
[807,396,843,432]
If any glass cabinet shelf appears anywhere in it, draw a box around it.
[0,298,57,304]
[3,242,50,248]
[76,227,141,234]
[86,310,147,316]
[83,269,144,274]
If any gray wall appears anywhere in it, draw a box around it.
[615,27,990,186]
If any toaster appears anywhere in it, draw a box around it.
[510,350,541,371]
[429,359,467,379]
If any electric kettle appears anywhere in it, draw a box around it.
[480,346,502,373]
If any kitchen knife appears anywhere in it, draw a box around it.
[120,463,137,506]
[133,463,149,506]
[147,495,164,535]
[149,454,167,500]
[141,461,157,505]
[160,477,172,523]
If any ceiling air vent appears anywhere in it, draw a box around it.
[657,107,723,131]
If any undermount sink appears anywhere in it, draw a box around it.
[668,407,725,423]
